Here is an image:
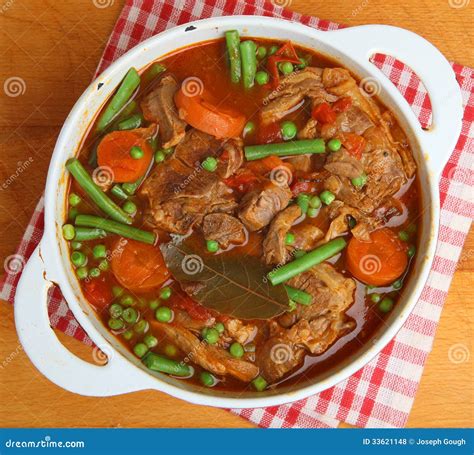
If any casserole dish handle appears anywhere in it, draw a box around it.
[14,244,156,396]
[328,25,463,176]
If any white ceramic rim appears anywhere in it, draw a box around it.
[14,16,463,409]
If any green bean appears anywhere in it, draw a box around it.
[240,40,257,88]
[268,238,347,285]
[75,214,156,245]
[245,139,326,161]
[285,285,312,305]
[117,113,143,130]
[142,352,192,377]
[225,30,241,83]
[141,62,166,86]
[115,100,138,123]
[96,68,141,132]
[111,184,129,200]
[66,159,132,225]
[73,227,107,241]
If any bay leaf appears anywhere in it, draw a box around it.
[160,239,289,320]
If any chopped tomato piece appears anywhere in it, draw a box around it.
[275,41,301,64]
[290,180,314,196]
[256,121,282,144]
[224,170,260,191]
[341,133,366,159]
[173,294,214,321]
[83,276,113,311]
[333,97,353,113]
[312,102,337,124]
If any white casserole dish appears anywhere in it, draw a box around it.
[14,16,462,408]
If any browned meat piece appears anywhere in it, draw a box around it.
[152,321,259,382]
[261,263,355,383]
[261,67,336,125]
[336,106,374,136]
[140,129,241,234]
[224,319,258,345]
[324,148,365,179]
[238,182,292,231]
[263,205,301,266]
[297,118,318,139]
[202,213,246,249]
[291,222,324,250]
[287,155,312,172]
[217,139,244,179]
[141,74,187,148]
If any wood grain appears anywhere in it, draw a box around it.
[0,0,472,428]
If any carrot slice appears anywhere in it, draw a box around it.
[346,228,408,286]
[97,130,153,183]
[312,102,337,124]
[110,238,170,292]
[175,88,246,138]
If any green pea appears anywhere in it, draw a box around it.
[229,342,244,358]
[320,190,335,205]
[379,298,394,313]
[112,286,124,298]
[309,195,321,209]
[297,193,310,214]
[256,46,267,59]
[93,244,107,259]
[120,294,135,306]
[89,267,100,278]
[214,322,225,334]
[76,267,88,280]
[108,318,124,330]
[268,45,279,55]
[255,70,269,85]
[122,307,138,324]
[122,200,137,215]
[71,241,82,250]
[200,371,216,387]
[143,334,158,348]
[252,376,268,392]
[351,173,367,189]
[109,303,123,318]
[398,231,409,242]
[155,306,172,323]
[243,121,255,137]
[327,138,342,152]
[71,250,87,268]
[159,286,172,300]
[281,121,297,140]
[134,319,149,334]
[408,245,416,258]
[392,279,403,290]
[296,57,308,69]
[164,344,177,357]
[122,330,133,341]
[279,61,294,75]
[133,343,148,358]
[206,240,219,253]
[202,327,219,345]
[285,232,295,245]
[130,146,144,159]
[69,193,81,207]
[68,207,79,221]
[202,156,218,172]
[62,224,76,241]
[307,207,318,218]
[154,150,166,163]
[370,293,381,303]
[149,299,160,310]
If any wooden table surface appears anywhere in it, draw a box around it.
[0,0,472,428]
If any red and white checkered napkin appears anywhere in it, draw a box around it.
[2,0,473,428]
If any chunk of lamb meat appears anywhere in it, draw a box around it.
[152,321,259,382]
[238,182,292,231]
[291,222,324,250]
[260,67,337,125]
[141,74,187,148]
[324,148,365,179]
[202,213,247,249]
[260,263,355,383]
[140,129,240,234]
